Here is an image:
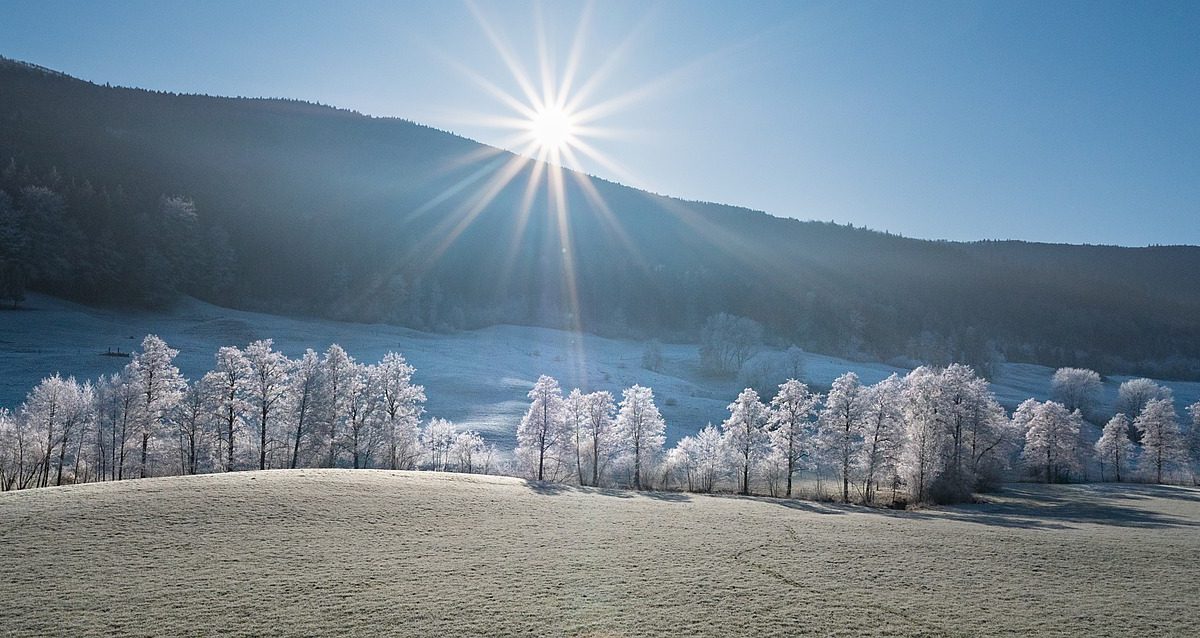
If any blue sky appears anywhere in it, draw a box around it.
[1,0,1197,246]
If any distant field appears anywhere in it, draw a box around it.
[1,471,1197,637]
[3,295,1198,448]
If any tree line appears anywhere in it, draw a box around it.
[1,336,1198,502]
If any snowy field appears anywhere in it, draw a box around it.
[1,470,1197,637]
[1,294,1198,448]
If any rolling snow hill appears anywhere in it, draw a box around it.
[1,470,1198,637]
[2,294,1197,448]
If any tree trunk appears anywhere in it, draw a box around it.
[259,404,268,470]
[786,440,794,498]
[140,431,149,479]
[291,408,305,470]
[227,409,236,472]
[591,441,599,487]
[55,432,67,486]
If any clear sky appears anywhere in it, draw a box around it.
[1,0,1197,246]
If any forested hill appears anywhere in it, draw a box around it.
[2,57,1198,379]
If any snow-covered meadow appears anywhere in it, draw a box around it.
[1,469,1198,637]
[3,294,1198,449]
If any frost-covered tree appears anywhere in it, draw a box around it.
[1095,414,1134,482]
[855,374,906,503]
[819,372,864,503]
[1021,401,1083,483]
[319,345,355,468]
[938,364,1013,498]
[96,372,138,480]
[171,379,212,475]
[344,363,379,469]
[901,367,945,503]
[1117,379,1172,442]
[723,388,770,495]
[615,384,665,490]
[739,346,808,399]
[376,352,425,471]
[204,346,251,472]
[767,379,819,497]
[1050,368,1102,419]
[127,335,185,478]
[516,375,565,481]
[699,313,763,376]
[665,438,698,491]
[1135,397,1188,484]
[692,423,728,493]
[20,375,94,487]
[1117,379,1171,419]
[421,418,458,471]
[0,409,23,490]
[451,430,486,473]
[1188,401,1200,467]
[243,339,289,470]
[563,389,589,484]
[582,390,617,486]
[285,350,324,469]
[641,340,664,372]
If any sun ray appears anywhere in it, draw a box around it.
[465,0,542,109]
[419,0,708,377]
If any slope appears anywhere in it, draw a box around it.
[2,294,1198,449]
[1,470,1198,637]
[2,57,1199,379]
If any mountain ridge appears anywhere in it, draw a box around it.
[2,56,1198,379]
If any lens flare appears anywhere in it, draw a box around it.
[528,105,577,154]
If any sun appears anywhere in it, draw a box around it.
[527,104,577,154]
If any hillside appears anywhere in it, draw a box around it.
[1,470,1198,637]
[2,57,1200,379]
[3,293,1199,449]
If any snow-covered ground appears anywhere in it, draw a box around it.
[2,294,1198,446]
[3,470,1199,637]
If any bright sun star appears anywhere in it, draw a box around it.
[528,105,577,154]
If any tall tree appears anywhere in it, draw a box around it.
[819,372,864,503]
[583,390,617,486]
[1021,401,1083,483]
[692,424,728,493]
[1135,398,1187,484]
[319,345,355,468]
[243,339,290,470]
[344,363,379,469]
[901,367,945,504]
[127,335,186,478]
[724,388,770,496]
[615,384,665,490]
[938,364,1012,499]
[563,389,588,485]
[172,379,211,475]
[286,350,324,469]
[204,346,251,472]
[1095,414,1134,482]
[767,380,818,497]
[855,374,906,503]
[376,352,425,470]
[515,375,565,481]
[1188,401,1200,468]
